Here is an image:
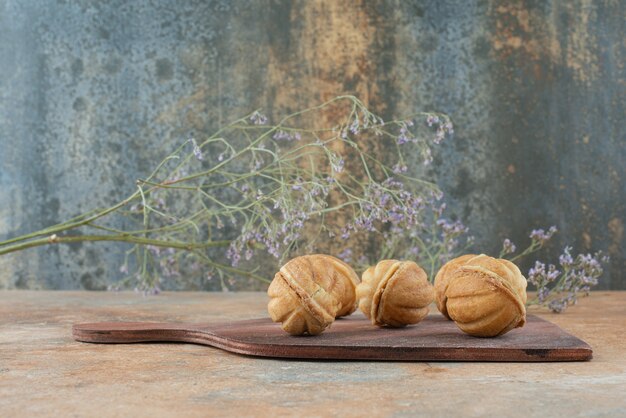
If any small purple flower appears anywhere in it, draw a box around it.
[245,248,254,261]
[528,261,546,286]
[392,163,408,174]
[349,118,360,135]
[338,248,353,262]
[431,189,444,201]
[426,115,439,127]
[502,238,516,255]
[250,111,268,125]
[226,242,241,267]
[273,130,301,141]
[435,218,468,238]
[331,157,344,173]
[147,245,161,255]
[190,138,203,161]
[529,226,557,243]
[396,135,408,145]
[546,264,561,282]
[433,202,446,217]
[548,299,567,313]
[433,129,445,145]
[559,247,574,267]
[397,126,411,145]
[273,130,288,141]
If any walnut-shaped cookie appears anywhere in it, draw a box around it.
[267,254,359,335]
[356,260,433,327]
[436,254,527,337]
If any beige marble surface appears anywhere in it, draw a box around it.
[1,291,624,417]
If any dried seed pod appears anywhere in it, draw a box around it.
[357,260,433,327]
[267,254,359,335]
[436,254,527,337]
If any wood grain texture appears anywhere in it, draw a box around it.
[73,314,592,362]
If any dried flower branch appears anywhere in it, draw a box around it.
[526,248,609,312]
[0,96,459,292]
[500,227,609,312]
[1,96,608,307]
[499,226,557,261]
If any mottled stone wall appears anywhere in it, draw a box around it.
[1,0,624,289]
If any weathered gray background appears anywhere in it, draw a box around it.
[1,0,624,290]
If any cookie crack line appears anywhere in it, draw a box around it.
[460,265,526,314]
[279,266,333,325]
[373,261,403,324]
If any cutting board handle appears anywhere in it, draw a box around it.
[72,322,216,345]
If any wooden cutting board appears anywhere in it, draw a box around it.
[73,314,592,362]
